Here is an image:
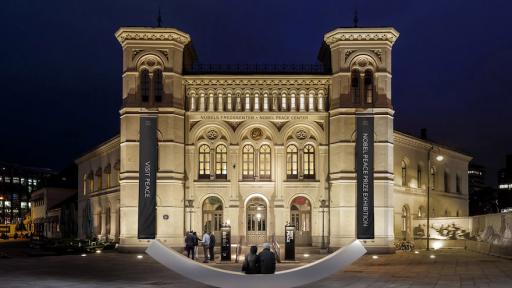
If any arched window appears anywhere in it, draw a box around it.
[351,69,360,104]
[430,167,436,190]
[417,165,422,188]
[198,144,211,179]
[95,168,102,191]
[140,69,150,102]
[303,144,315,179]
[401,205,409,240]
[444,171,449,192]
[88,172,94,194]
[82,175,88,195]
[456,174,461,193]
[286,144,299,179]
[104,164,111,189]
[242,145,254,179]
[215,144,227,179]
[401,161,407,187]
[153,69,163,102]
[364,70,374,104]
[259,145,271,179]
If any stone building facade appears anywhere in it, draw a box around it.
[75,26,471,252]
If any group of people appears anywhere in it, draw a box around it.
[242,243,276,274]
[184,231,276,274]
[184,230,216,263]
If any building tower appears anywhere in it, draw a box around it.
[115,27,195,249]
[320,27,399,252]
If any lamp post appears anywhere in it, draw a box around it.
[320,199,329,249]
[426,146,444,251]
[186,199,194,232]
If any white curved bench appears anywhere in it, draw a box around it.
[146,240,366,288]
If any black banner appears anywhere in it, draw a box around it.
[356,116,374,239]
[138,116,157,239]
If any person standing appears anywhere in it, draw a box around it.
[193,231,199,260]
[209,232,216,261]
[201,231,211,263]
[258,243,276,274]
[185,231,195,260]
[242,245,260,274]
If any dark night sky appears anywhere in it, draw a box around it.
[1,0,511,185]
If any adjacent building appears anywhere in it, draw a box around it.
[76,26,471,252]
[0,161,54,225]
[31,187,77,239]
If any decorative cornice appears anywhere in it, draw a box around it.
[184,78,330,87]
[324,28,399,46]
[115,27,191,46]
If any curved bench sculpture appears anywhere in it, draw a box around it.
[146,240,366,288]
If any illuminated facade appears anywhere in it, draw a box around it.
[75,26,471,252]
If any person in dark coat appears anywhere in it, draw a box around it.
[193,231,199,260]
[258,243,276,274]
[242,245,260,274]
[185,231,196,259]
[209,232,216,261]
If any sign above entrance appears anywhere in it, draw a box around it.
[356,115,374,239]
[190,113,327,121]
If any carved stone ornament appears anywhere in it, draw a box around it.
[115,29,190,46]
[370,49,383,61]
[206,129,219,140]
[296,130,308,140]
[344,49,356,62]
[250,128,263,140]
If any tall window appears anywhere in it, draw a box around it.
[82,175,87,195]
[351,69,360,104]
[456,174,461,193]
[417,165,422,188]
[215,144,228,179]
[430,167,436,190]
[104,164,111,189]
[259,145,271,179]
[401,161,407,187]
[140,69,150,102]
[153,69,163,102]
[303,144,315,179]
[242,145,254,179]
[286,144,299,179]
[88,173,94,194]
[364,70,374,104]
[444,171,449,192]
[198,144,211,179]
[96,168,102,191]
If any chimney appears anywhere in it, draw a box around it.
[420,128,427,140]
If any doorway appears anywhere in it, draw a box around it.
[290,196,312,246]
[246,197,267,244]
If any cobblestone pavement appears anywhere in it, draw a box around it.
[0,248,511,288]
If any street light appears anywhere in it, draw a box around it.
[426,146,444,251]
[320,199,329,249]
[186,199,194,232]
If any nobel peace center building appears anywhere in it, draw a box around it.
[76,26,471,252]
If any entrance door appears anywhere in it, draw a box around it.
[290,196,312,246]
[246,197,267,244]
[202,196,223,245]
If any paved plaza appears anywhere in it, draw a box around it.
[1,244,512,288]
